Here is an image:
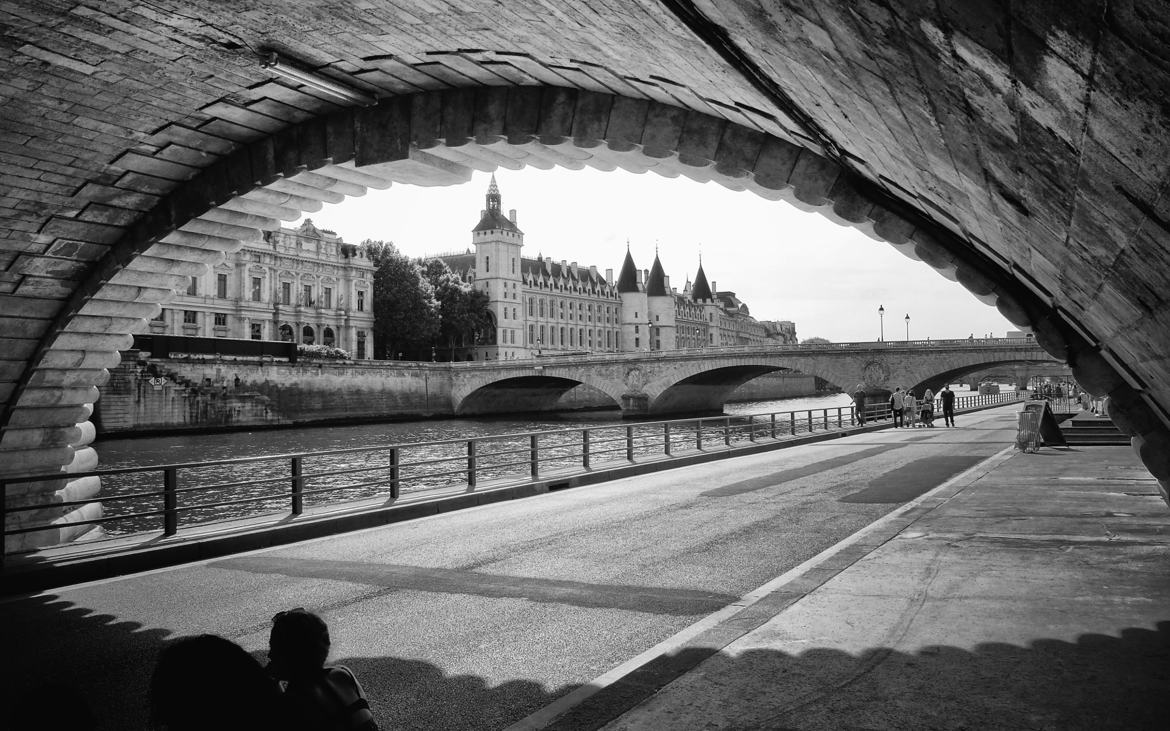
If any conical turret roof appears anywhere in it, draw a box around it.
[691,262,713,301]
[616,247,640,292]
[646,253,667,296]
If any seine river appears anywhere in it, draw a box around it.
[94,393,856,469]
[90,389,986,535]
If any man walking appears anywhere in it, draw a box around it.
[890,387,905,428]
[941,384,956,427]
[853,383,867,425]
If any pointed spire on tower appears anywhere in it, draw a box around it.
[646,251,667,296]
[473,173,520,234]
[616,247,639,292]
[691,260,713,301]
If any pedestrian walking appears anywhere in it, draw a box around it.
[890,387,905,427]
[941,384,956,427]
[904,390,918,427]
[921,387,935,427]
[853,383,867,425]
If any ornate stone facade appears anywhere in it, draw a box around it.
[439,178,797,360]
[146,220,377,358]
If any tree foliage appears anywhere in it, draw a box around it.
[801,336,831,344]
[420,258,494,359]
[362,240,440,359]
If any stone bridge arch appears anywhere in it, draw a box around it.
[642,357,857,416]
[451,368,628,416]
[4,80,1169,549]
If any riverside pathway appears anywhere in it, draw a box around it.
[3,403,1167,730]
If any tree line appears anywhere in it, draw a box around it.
[363,240,495,361]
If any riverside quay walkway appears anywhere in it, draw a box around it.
[3,392,1020,581]
[3,401,1168,730]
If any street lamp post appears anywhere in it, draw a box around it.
[648,318,654,351]
[905,313,910,342]
[878,305,885,342]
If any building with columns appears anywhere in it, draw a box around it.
[439,177,796,360]
[147,219,377,359]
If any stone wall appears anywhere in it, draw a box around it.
[96,354,455,434]
[727,372,820,402]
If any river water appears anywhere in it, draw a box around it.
[91,389,988,536]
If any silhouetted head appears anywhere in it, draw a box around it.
[268,608,330,680]
[150,634,282,731]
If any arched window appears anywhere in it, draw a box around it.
[302,325,315,344]
[279,324,293,342]
[323,327,335,346]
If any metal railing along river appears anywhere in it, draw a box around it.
[2,391,1021,554]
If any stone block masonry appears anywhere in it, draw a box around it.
[96,354,456,435]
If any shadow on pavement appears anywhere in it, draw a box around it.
[3,589,1167,730]
[1,592,173,731]
[546,623,1170,731]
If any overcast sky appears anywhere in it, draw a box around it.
[298,167,1014,343]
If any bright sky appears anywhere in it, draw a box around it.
[297,167,1014,343]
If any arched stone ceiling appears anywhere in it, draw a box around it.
[1,1,1168,547]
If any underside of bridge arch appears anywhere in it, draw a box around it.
[650,366,806,416]
[456,376,620,417]
[3,17,1170,547]
[909,360,1060,397]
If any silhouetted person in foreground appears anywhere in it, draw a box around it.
[150,634,286,731]
[268,608,378,731]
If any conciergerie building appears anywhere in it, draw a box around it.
[436,176,796,361]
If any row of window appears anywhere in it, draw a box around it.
[525,325,620,350]
[524,298,621,323]
[186,275,366,311]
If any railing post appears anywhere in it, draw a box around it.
[664,423,672,455]
[748,414,755,442]
[467,439,477,489]
[789,413,796,436]
[807,410,814,433]
[823,409,829,430]
[626,425,635,462]
[582,429,591,469]
[724,416,731,446]
[530,434,539,478]
[837,407,842,428]
[389,447,400,500]
[163,467,178,536]
[291,456,303,515]
[696,419,703,450]
[770,413,777,439]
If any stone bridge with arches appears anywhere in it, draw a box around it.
[2,1,1170,551]
[451,339,1057,417]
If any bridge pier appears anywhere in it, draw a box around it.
[620,393,649,418]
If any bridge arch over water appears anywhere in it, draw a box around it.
[447,341,1058,417]
[3,4,1170,548]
